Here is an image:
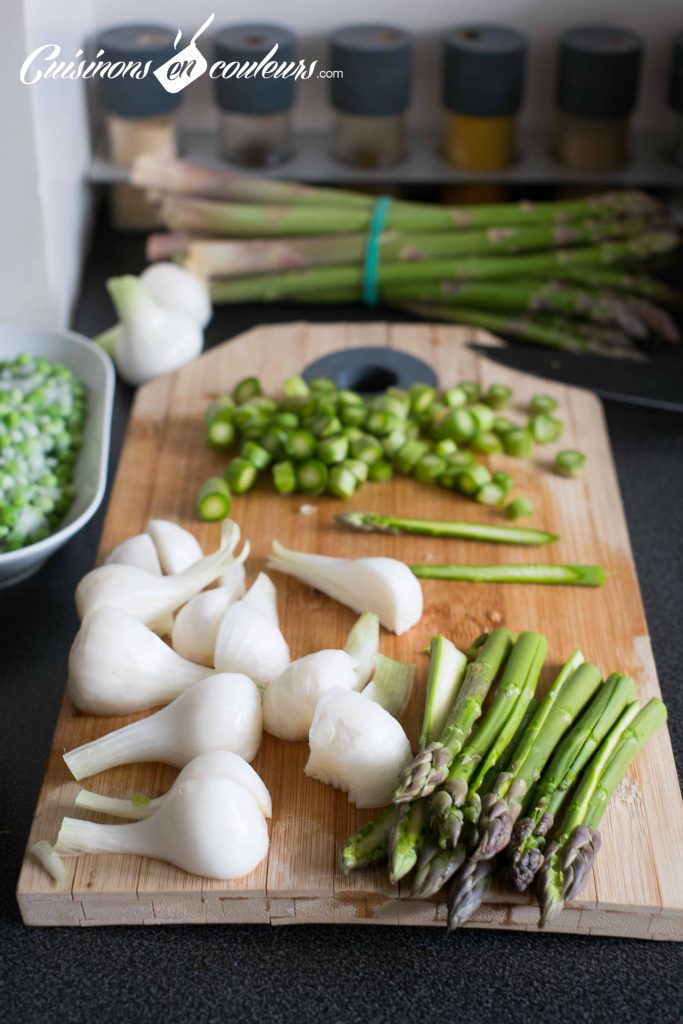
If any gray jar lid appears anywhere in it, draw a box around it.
[97,25,182,118]
[213,24,297,115]
[668,31,683,113]
[330,24,413,117]
[443,25,527,118]
[557,25,643,119]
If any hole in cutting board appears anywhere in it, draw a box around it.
[337,365,398,393]
[302,347,438,395]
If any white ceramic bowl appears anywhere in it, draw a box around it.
[0,325,114,587]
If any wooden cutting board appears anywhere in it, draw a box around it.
[16,322,683,939]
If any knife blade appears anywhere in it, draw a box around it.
[468,343,683,412]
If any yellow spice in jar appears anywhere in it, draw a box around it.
[444,113,516,171]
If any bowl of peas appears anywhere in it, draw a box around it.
[0,325,114,586]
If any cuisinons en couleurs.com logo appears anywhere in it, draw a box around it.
[20,13,329,87]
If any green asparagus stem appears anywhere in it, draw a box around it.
[393,628,515,804]
[386,637,468,882]
[340,808,394,874]
[428,632,547,853]
[505,497,534,521]
[196,477,232,522]
[391,278,652,337]
[554,450,587,478]
[472,658,602,861]
[444,698,542,926]
[396,305,646,360]
[410,564,606,586]
[388,800,428,884]
[510,673,637,890]
[336,510,557,546]
[535,266,683,305]
[537,699,666,925]
[447,858,496,930]
[154,218,658,278]
[209,232,678,298]
[419,636,469,749]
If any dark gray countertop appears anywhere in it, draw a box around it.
[2,217,682,1024]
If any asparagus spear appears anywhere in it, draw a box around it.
[209,232,679,296]
[387,636,468,882]
[429,632,549,850]
[393,628,515,804]
[419,636,469,749]
[399,305,646,360]
[472,660,603,861]
[444,700,541,927]
[340,807,394,874]
[137,159,660,223]
[537,699,666,926]
[509,672,637,890]
[337,511,557,546]
[149,218,654,278]
[390,279,650,338]
[410,564,606,586]
[412,644,545,900]
[539,266,683,305]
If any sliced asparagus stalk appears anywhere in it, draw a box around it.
[336,511,557,547]
[393,628,515,804]
[509,672,637,890]
[410,564,606,586]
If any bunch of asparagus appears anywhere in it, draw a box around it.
[134,156,681,359]
[341,628,666,929]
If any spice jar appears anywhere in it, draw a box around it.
[213,24,296,168]
[97,24,182,230]
[663,32,683,166]
[554,25,643,172]
[329,25,413,169]
[442,25,527,172]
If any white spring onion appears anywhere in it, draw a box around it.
[56,776,268,880]
[67,606,212,715]
[75,520,247,627]
[171,564,246,666]
[31,841,66,884]
[305,660,414,808]
[262,611,379,741]
[104,275,204,387]
[105,533,162,574]
[63,673,262,780]
[214,572,290,684]
[140,262,212,329]
[267,541,423,635]
[146,519,204,574]
[103,533,174,636]
[75,750,271,821]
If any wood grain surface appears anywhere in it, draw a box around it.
[16,322,683,938]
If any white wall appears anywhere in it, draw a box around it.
[0,0,93,327]
[88,0,680,133]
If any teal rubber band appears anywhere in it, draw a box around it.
[363,196,392,306]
